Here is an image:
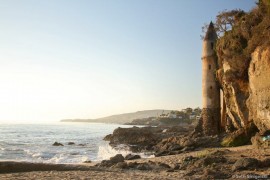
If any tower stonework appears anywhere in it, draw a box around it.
[201,22,221,135]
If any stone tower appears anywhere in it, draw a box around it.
[201,21,221,135]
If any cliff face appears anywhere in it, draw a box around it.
[215,1,270,135]
[248,47,270,132]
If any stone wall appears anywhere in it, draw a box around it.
[201,108,221,135]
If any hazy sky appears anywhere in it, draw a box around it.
[0,0,256,123]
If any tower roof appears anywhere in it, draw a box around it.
[204,21,217,41]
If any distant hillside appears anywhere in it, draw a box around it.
[61,110,172,124]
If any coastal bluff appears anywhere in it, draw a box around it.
[60,110,172,124]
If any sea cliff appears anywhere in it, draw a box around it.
[199,0,270,146]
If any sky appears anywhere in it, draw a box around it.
[0,0,256,123]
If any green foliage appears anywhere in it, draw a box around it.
[221,135,250,147]
[215,2,270,80]
[221,123,258,147]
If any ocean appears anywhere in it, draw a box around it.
[0,123,143,164]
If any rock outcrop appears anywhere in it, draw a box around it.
[52,142,64,146]
[248,47,270,133]
[104,125,194,153]
[104,127,161,152]
[210,1,270,142]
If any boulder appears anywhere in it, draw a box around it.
[195,156,227,167]
[232,158,259,171]
[112,162,128,169]
[103,134,112,141]
[52,142,64,146]
[68,142,75,145]
[124,154,141,160]
[127,162,138,168]
[109,154,124,164]
[107,127,160,149]
[98,160,113,167]
[157,162,171,169]
[136,163,152,171]
[96,154,125,168]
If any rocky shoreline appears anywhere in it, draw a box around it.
[103,125,220,156]
[2,125,270,179]
[1,145,269,179]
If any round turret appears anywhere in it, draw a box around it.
[201,21,221,135]
[202,21,219,108]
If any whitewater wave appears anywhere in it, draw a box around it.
[96,142,154,161]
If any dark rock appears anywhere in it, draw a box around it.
[68,142,75,145]
[99,160,113,167]
[78,144,86,146]
[169,144,182,151]
[232,158,259,171]
[83,160,92,163]
[112,162,128,169]
[52,142,64,146]
[103,134,112,141]
[108,127,159,149]
[97,155,125,168]
[168,151,181,155]
[154,150,169,157]
[179,135,220,149]
[109,154,124,164]
[199,156,227,167]
[166,169,175,172]
[124,154,141,160]
[136,163,152,171]
[259,158,270,167]
[211,149,231,156]
[203,169,231,179]
[172,163,180,170]
[158,162,171,169]
[127,162,138,168]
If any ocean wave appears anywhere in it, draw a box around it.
[96,142,154,161]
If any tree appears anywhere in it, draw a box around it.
[201,9,246,39]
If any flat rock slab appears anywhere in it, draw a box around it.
[0,161,101,173]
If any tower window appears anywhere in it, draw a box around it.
[210,86,213,90]
[211,42,214,49]
[209,65,211,70]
